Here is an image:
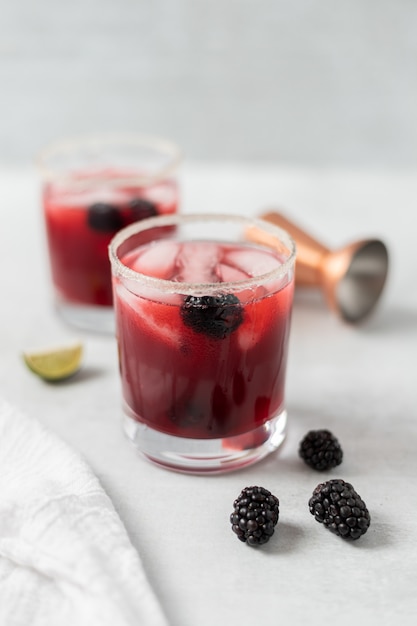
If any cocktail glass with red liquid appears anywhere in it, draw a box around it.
[109,213,296,474]
[37,134,181,332]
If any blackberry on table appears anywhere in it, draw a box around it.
[129,198,158,221]
[309,479,371,540]
[230,486,279,546]
[299,429,343,471]
[181,294,243,339]
[87,202,123,232]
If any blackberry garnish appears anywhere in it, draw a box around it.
[230,486,279,546]
[299,429,343,471]
[87,202,123,232]
[309,479,371,540]
[181,294,243,339]
[129,198,158,221]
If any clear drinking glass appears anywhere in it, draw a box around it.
[109,213,296,474]
[37,133,182,333]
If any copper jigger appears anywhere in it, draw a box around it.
[259,211,389,323]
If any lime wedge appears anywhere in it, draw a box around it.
[23,343,83,381]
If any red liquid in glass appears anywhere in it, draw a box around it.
[43,171,179,306]
[114,240,294,440]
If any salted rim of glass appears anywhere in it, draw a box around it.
[109,213,296,296]
[35,133,182,188]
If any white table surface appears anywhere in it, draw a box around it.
[1,163,417,625]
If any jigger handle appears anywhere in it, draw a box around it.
[261,211,330,287]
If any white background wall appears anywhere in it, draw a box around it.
[1,0,416,168]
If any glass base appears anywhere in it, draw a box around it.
[55,299,115,334]
[122,410,287,474]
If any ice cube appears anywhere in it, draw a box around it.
[132,241,180,279]
[236,298,271,352]
[139,304,181,349]
[114,281,138,312]
[115,282,181,348]
[174,242,220,283]
[215,262,265,303]
[216,262,249,283]
[225,248,280,278]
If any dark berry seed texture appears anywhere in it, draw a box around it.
[181,294,243,339]
[309,479,371,540]
[87,202,123,232]
[230,486,279,546]
[129,198,158,220]
[299,429,343,471]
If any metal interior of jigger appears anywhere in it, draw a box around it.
[335,239,389,322]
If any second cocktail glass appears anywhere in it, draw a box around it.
[37,133,182,333]
[109,213,296,474]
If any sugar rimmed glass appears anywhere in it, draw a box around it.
[109,213,296,474]
[37,133,182,333]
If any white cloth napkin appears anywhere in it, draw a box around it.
[0,397,169,626]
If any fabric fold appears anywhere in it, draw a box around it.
[0,397,168,626]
